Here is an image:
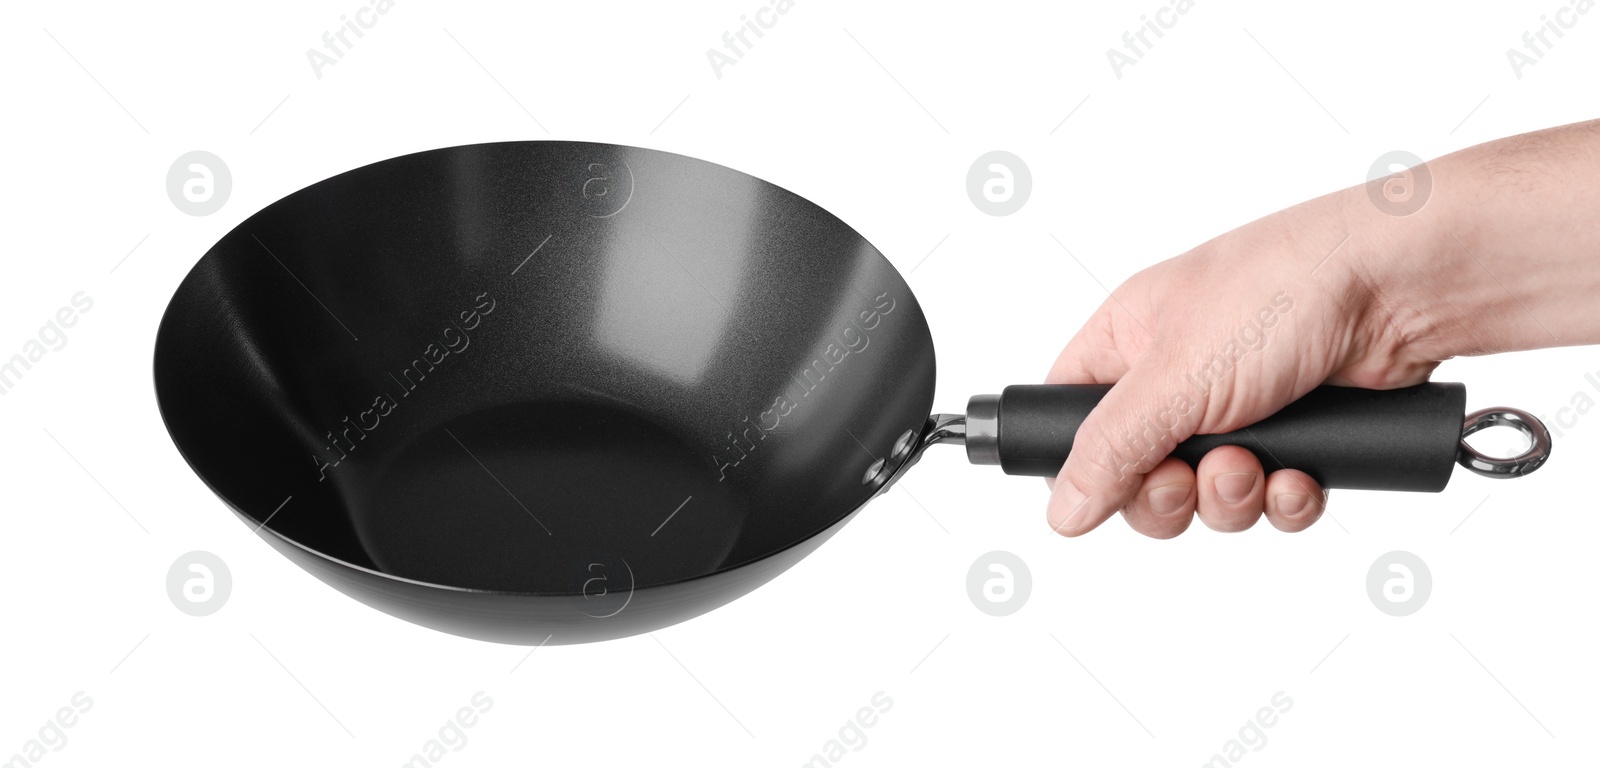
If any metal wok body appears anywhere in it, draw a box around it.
[154,142,936,644]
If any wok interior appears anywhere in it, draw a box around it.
[155,142,936,594]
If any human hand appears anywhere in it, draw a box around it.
[1046,118,1600,538]
[1044,186,1442,538]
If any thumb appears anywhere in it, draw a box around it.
[1046,351,1205,536]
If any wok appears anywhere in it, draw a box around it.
[154,142,1550,644]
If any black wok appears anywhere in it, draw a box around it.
[154,142,1549,644]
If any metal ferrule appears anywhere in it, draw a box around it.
[964,394,1001,465]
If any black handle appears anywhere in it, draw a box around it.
[970,383,1468,491]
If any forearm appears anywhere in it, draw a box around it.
[1352,119,1600,360]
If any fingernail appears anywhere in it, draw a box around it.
[1215,472,1256,504]
[1047,481,1091,535]
[1274,493,1310,517]
[1147,484,1190,516]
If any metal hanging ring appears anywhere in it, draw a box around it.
[1457,407,1552,478]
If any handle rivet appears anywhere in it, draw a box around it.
[861,457,888,486]
[890,429,917,461]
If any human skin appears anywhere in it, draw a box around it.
[1045,118,1600,538]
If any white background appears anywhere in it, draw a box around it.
[3,1,1598,765]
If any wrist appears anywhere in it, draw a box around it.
[1361,129,1600,359]
[1335,159,1508,363]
